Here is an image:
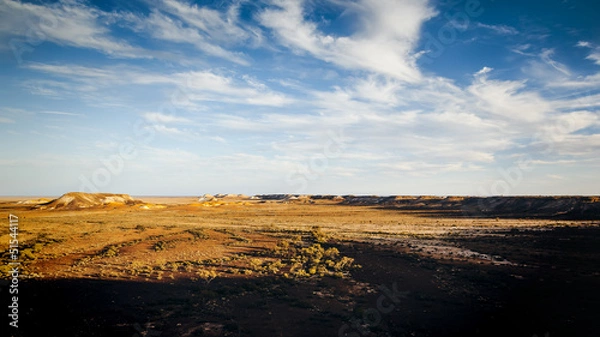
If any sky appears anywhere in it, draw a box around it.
[0,0,599,196]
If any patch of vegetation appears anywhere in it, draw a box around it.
[231,234,252,243]
[36,233,65,245]
[153,240,168,251]
[94,239,145,259]
[283,242,356,278]
[185,228,209,240]
[253,236,360,279]
[311,226,329,243]
[196,267,219,284]
[0,234,67,269]
[214,228,252,245]
[99,245,120,258]
[21,248,37,260]
[128,261,153,277]
[153,238,180,252]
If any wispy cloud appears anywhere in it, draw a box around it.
[142,112,190,124]
[511,44,535,56]
[476,22,518,35]
[0,107,34,125]
[25,63,294,107]
[141,113,192,137]
[132,10,250,65]
[576,41,591,48]
[540,49,571,76]
[574,41,600,65]
[176,71,294,106]
[545,71,600,89]
[587,53,600,65]
[0,0,147,58]
[468,67,552,122]
[160,0,260,46]
[150,124,186,136]
[258,0,436,82]
[1,0,599,195]
[39,111,82,116]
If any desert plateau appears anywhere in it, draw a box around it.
[1,192,599,337]
[3,0,600,336]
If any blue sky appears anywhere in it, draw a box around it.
[1,0,599,196]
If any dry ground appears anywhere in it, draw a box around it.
[1,196,599,337]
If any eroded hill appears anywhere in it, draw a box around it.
[35,192,142,210]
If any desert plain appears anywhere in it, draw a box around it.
[1,192,599,337]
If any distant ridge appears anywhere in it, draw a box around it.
[337,195,600,220]
[29,193,600,219]
[248,194,600,220]
[36,192,142,210]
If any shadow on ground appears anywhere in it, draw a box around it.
[2,226,600,337]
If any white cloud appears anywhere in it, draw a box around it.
[573,41,600,66]
[213,115,267,132]
[178,71,294,106]
[552,92,600,111]
[160,0,258,46]
[547,111,598,134]
[546,72,600,89]
[540,49,571,76]
[468,67,552,122]
[587,52,600,66]
[0,107,35,124]
[511,44,535,56]
[22,55,594,194]
[25,63,293,107]
[544,134,600,157]
[137,10,249,65]
[0,0,146,58]
[143,112,190,124]
[3,1,599,195]
[203,74,516,177]
[26,63,124,81]
[151,124,186,136]
[376,160,481,177]
[1,0,260,65]
[258,0,436,82]
[476,23,518,35]
[348,76,404,106]
[39,110,82,116]
[475,66,493,77]
[141,112,192,137]
[576,41,591,48]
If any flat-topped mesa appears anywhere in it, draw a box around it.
[213,193,249,199]
[198,194,249,202]
[250,194,346,201]
[339,196,600,220]
[36,192,142,210]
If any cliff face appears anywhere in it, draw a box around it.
[341,196,600,220]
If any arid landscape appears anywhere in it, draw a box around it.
[1,192,599,337]
[3,0,600,336]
